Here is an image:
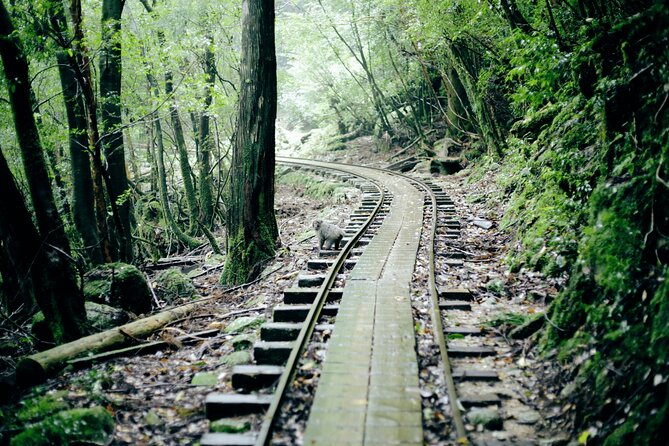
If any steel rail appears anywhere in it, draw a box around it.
[400,174,468,443]
[256,159,386,446]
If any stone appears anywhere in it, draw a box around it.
[515,409,542,425]
[231,334,255,351]
[219,351,252,367]
[472,218,494,229]
[224,316,264,334]
[85,301,130,332]
[154,268,196,303]
[467,407,503,430]
[143,409,162,426]
[191,372,219,386]
[84,262,152,314]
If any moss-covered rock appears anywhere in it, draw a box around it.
[85,301,130,332]
[223,316,264,334]
[16,391,70,423]
[84,263,152,315]
[467,407,503,430]
[190,371,218,386]
[231,333,255,351]
[218,351,252,367]
[10,406,114,446]
[154,268,196,304]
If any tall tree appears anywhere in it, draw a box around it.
[70,0,115,263]
[197,35,216,226]
[99,0,133,261]
[0,0,87,342]
[46,0,103,265]
[221,0,279,284]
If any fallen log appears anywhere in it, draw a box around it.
[386,155,419,172]
[67,328,220,369]
[16,301,200,387]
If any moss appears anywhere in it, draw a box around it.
[154,268,196,303]
[84,263,152,314]
[276,168,351,201]
[210,418,251,434]
[10,406,114,446]
[16,391,70,423]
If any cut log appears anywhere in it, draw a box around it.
[16,301,201,387]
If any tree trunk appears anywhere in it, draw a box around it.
[0,2,87,342]
[154,114,201,248]
[221,0,279,285]
[70,0,114,263]
[0,148,37,318]
[100,0,133,262]
[198,36,216,226]
[54,45,103,264]
[165,71,199,232]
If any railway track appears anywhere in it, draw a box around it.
[199,158,506,446]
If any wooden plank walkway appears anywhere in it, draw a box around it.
[303,169,424,446]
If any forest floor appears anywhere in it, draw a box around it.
[1,139,574,445]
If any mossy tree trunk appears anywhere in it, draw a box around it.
[165,71,199,232]
[71,0,114,263]
[48,0,103,265]
[0,2,87,342]
[221,0,279,285]
[197,35,216,226]
[100,0,133,262]
[138,0,201,249]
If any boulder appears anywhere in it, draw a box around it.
[86,301,131,332]
[467,407,503,430]
[84,263,152,315]
[154,268,196,304]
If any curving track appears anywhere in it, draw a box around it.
[201,158,478,446]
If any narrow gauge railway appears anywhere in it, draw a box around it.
[199,158,507,446]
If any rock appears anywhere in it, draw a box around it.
[33,303,130,346]
[515,409,541,425]
[86,301,131,332]
[231,334,255,351]
[84,263,152,315]
[481,297,498,308]
[154,268,197,304]
[191,372,219,386]
[17,391,70,422]
[10,407,114,446]
[219,351,252,367]
[224,316,265,334]
[467,407,503,430]
[143,409,162,426]
[559,382,577,398]
[210,418,251,434]
[472,218,494,229]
